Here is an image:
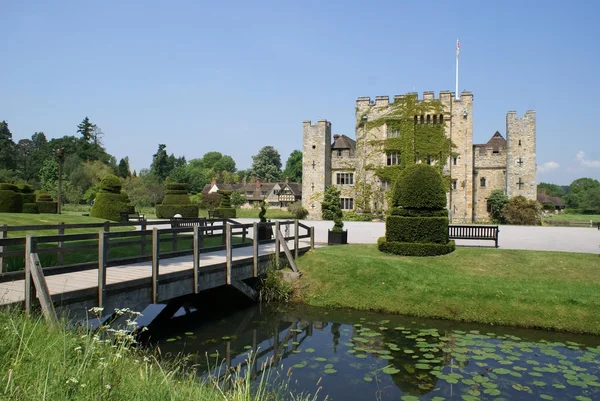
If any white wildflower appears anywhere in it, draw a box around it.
[74,346,82,352]
[105,384,112,391]
[66,377,79,384]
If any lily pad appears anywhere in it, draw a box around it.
[383,367,400,375]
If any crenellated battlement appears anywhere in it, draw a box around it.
[507,110,536,121]
[303,119,331,128]
[356,90,472,106]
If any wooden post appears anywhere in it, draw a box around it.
[252,222,258,277]
[226,223,232,285]
[98,231,107,309]
[294,220,299,259]
[193,225,199,294]
[140,221,147,256]
[277,230,299,272]
[57,222,65,266]
[0,224,7,273]
[103,221,110,233]
[275,221,280,268]
[24,235,36,316]
[310,227,315,249]
[152,228,159,303]
[242,225,246,243]
[221,219,226,244]
[171,229,177,252]
[199,227,205,249]
[29,253,58,325]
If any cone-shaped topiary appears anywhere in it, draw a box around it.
[216,189,236,218]
[0,183,23,213]
[380,164,454,256]
[91,175,132,221]
[156,183,198,218]
[36,193,57,214]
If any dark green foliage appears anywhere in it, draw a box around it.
[0,189,23,213]
[22,193,36,203]
[258,201,267,222]
[162,193,191,205]
[389,208,448,217]
[385,216,449,244]
[392,164,446,209]
[378,238,455,256]
[503,196,542,225]
[230,190,245,208]
[288,201,308,219]
[99,174,122,194]
[216,207,236,218]
[17,184,35,193]
[249,146,282,182]
[0,183,18,191]
[283,150,302,183]
[90,192,130,221]
[342,211,374,221]
[487,189,509,223]
[166,183,187,191]
[155,205,199,219]
[538,182,566,198]
[321,185,343,231]
[22,203,39,214]
[37,193,53,202]
[37,201,57,214]
[542,201,556,211]
[198,193,220,210]
[217,190,232,208]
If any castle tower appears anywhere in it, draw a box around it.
[302,120,332,219]
[505,111,536,199]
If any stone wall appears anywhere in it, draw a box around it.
[473,145,508,221]
[506,111,537,200]
[302,120,331,219]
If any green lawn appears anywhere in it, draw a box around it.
[296,245,600,334]
[543,213,600,222]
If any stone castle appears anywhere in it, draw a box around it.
[301,91,537,223]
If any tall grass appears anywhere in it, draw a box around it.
[0,308,321,400]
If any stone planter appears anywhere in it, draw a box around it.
[327,229,348,245]
[257,223,273,241]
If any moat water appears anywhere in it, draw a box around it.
[154,304,600,401]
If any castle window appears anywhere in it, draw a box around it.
[480,177,486,188]
[340,198,354,210]
[387,128,399,138]
[426,115,431,124]
[453,156,458,166]
[452,180,457,190]
[440,114,444,124]
[381,180,391,190]
[493,148,500,154]
[427,156,432,165]
[518,140,522,146]
[337,149,342,157]
[386,152,400,166]
[486,199,492,213]
[420,115,425,124]
[336,173,354,185]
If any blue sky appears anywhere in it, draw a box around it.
[2,0,599,185]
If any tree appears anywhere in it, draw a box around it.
[487,189,509,224]
[118,157,131,178]
[538,182,566,198]
[249,146,282,182]
[230,190,246,208]
[77,117,96,143]
[503,196,542,225]
[580,187,600,214]
[570,177,600,194]
[283,150,302,182]
[151,144,171,180]
[321,185,343,232]
[0,121,16,171]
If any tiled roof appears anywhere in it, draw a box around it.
[332,134,356,150]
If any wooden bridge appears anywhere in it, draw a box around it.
[0,219,314,320]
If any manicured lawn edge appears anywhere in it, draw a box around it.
[295,245,600,335]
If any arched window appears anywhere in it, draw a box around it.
[433,115,438,124]
[518,140,522,146]
[426,115,431,124]
[440,114,444,124]
[480,177,486,188]
[420,115,424,124]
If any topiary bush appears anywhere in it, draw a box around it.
[322,185,344,232]
[91,175,132,221]
[19,184,36,204]
[156,183,199,219]
[0,183,23,213]
[36,193,57,214]
[380,164,453,257]
[215,189,236,218]
[22,203,39,214]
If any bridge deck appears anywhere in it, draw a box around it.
[0,239,310,306]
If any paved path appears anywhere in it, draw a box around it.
[234,218,600,254]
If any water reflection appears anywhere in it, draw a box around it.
[155,304,600,401]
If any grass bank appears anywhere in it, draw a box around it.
[296,245,600,334]
[543,213,600,223]
[0,309,313,401]
[0,212,134,236]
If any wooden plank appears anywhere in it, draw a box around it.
[34,233,98,243]
[253,222,258,277]
[57,223,65,266]
[98,231,107,309]
[275,221,280,268]
[152,228,159,303]
[310,227,315,249]
[294,220,299,259]
[277,230,299,273]
[29,253,58,325]
[226,223,232,285]
[193,225,199,294]
[24,235,36,315]
[0,225,7,273]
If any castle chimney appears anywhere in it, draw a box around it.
[242,176,247,185]
[285,177,289,184]
[333,134,340,140]
[255,178,261,189]
[211,177,217,186]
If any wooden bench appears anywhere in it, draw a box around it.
[208,210,224,219]
[448,225,499,248]
[170,218,207,229]
[120,212,146,222]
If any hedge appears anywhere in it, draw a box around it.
[22,194,36,204]
[99,174,122,194]
[216,207,236,218]
[155,205,199,219]
[23,203,39,214]
[0,190,23,213]
[378,237,455,257]
[37,193,53,202]
[166,183,188,191]
[218,190,232,208]
[0,183,18,191]
[162,194,191,205]
[385,216,449,244]
[91,192,130,221]
[392,164,447,209]
[17,184,35,194]
[389,207,448,217]
[37,201,57,214]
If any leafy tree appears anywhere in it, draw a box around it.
[230,190,246,208]
[249,146,282,182]
[537,182,566,198]
[77,117,96,143]
[503,196,542,225]
[39,158,67,199]
[16,139,35,181]
[151,144,171,180]
[117,157,131,178]
[580,187,600,213]
[283,150,302,182]
[0,121,16,170]
[487,189,508,224]
[321,185,343,231]
[570,177,600,194]
[122,170,165,208]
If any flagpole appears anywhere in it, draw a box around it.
[455,39,459,100]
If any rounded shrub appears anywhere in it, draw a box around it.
[392,164,447,209]
[166,183,188,191]
[17,184,35,194]
[36,193,57,214]
[37,193,53,202]
[99,174,122,194]
[23,203,39,214]
[156,183,199,218]
[0,185,23,213]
